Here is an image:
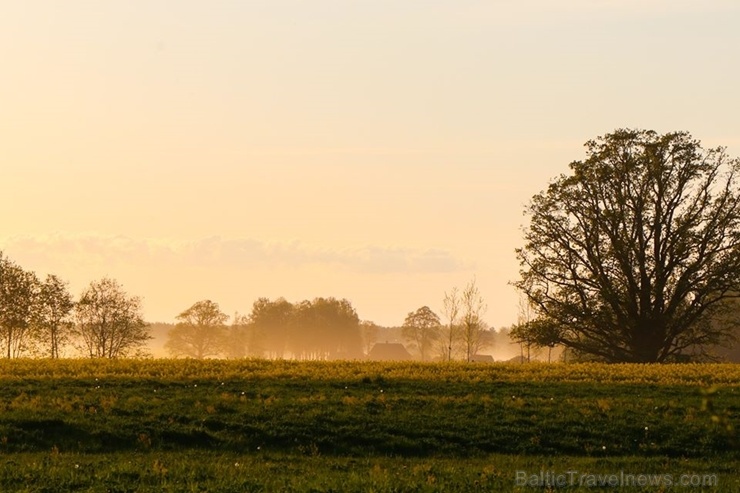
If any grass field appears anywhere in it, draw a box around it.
[0,359,737,492]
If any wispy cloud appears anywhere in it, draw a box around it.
[0,234,468,275]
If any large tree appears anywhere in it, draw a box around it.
[75,278,150,358]
[401,306,441,361]
[515,129,740,362]
[166,300,229,359]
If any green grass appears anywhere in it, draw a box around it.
[0,452,735,492]
[0,360,737,491]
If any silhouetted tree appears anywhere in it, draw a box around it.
[401,306,440,361]
[460,279,488,361]
[439,287,462,361]
[516,129,740,362]
[248,297,294,358]
[224,312,250,359]
[511,293,538,362]
[359,320,380,356]
[289,297,362,360]
[0,253,38,358]
[510,319,561,362]
[35,274,75,358]
[166,300,228,359]
[75,278,150,358]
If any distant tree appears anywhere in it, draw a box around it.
[359,320,380,356]
[75,278,150,358]
[289,297,362,360]
[516,129,740,362]
[0,253,38,358]
[401,306,440,361]
[439,287,462,361]
[146,322,176,358]
[35,274,75,358]
[510,293,538,362]
[460,279,488,361]
[248,297,294,358]
[509,319,562,362]
[223,312,251,359]
[166,300,228,359]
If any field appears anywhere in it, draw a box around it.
[0,359,737,492]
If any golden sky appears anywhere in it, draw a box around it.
[2,1,739,327]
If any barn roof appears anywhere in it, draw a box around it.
[366,342,412,361]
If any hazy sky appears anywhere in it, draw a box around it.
[2,1,739,328]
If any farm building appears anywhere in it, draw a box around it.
[366,342,412,361]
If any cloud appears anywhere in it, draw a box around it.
[0,234,469,275]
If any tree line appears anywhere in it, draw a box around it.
[9,128,740,364]
[166,297,363,360]
[0,252,148,358]
[164,278,494,361]
[0,250,497,361]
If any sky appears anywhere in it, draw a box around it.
[1,1,740,328]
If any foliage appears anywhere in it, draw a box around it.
[244,297,364,360]
[401,306,440,361]
[74,278,150,358]
[248,297,294,358]
[0,253,38,358]
[510,318,563,363]
[165,300,229,359]
[516,129,740,362]
[223,313,251,359]
[288,297,363,359]
[34,274,75,358]
[359,320,380,356]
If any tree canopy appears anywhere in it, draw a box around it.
[515,129,740,362]
[401,306,440,361]
[0,253,38,358]
[75,278,150,358]
[166,300,229,359]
